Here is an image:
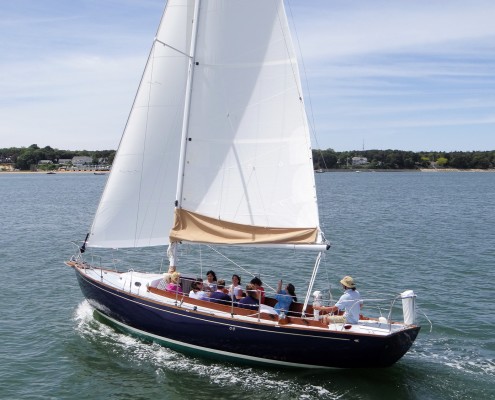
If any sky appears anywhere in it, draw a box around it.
[1,0,494,152]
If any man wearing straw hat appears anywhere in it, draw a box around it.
[314,276,363,325]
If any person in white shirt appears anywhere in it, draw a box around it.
[229,274,244,302]
[189,280,209,301]
[313,276,362,324]
[203,270,217,293]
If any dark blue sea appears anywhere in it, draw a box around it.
[0,171,493,399]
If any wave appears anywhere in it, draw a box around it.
[408,335,495,378]
[73,301,493,399]
[72,301,346,399]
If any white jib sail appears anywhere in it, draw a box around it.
[89,0,195,248]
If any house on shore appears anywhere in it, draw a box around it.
[71,156,93,167]
[352,157,368,166]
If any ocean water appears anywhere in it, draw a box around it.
[0,171,493,399]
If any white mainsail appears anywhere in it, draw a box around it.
[88,0,323,249]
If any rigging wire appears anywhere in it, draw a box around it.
[286,0,329,170]
[205,245,277,294]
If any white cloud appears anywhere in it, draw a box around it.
[1,0,494,151]
[287,0,495,151]
[291,0,495,60]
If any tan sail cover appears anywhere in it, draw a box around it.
[170,209,318,245]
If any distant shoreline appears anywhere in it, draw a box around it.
[319,168,495,173]
[0,170,106,174]
[417,168,495,173]
[1,168,494,175]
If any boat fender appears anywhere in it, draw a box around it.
[401,290,417,325]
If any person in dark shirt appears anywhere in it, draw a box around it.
[209,279,232,305]
[239,284,260,310]
[250,276,265,304]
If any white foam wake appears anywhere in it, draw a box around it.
[71,300,344,399]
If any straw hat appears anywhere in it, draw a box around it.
[340,276,356,289]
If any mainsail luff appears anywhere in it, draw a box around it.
[175,0,201,211]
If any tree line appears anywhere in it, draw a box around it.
[0,144,116,171]
[313,149,495,170]
[1,145,493,171]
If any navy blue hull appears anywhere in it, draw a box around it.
[75,269,420,369]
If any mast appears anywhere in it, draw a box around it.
[175,0,201,208]
[169,0,201,267]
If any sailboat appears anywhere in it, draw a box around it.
[67,0,420,369]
